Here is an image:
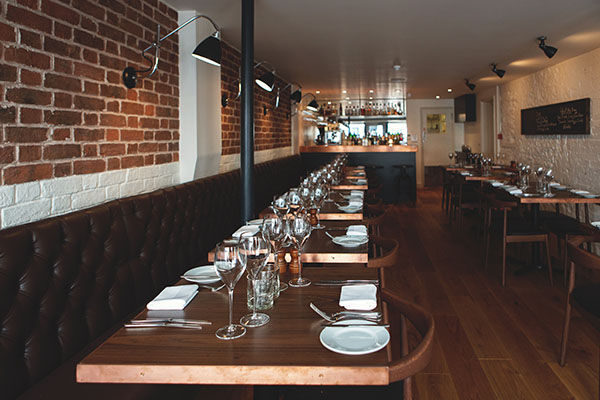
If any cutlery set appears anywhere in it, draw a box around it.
[125,318,211,329]
[310,302,386,327]
[314,279,379,286]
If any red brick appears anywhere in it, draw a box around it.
[6,5,52,33]
[74,95,105,110]
[106,101,119,112]
[83,144,97,157]
[5,127,48,142]
[126,143,137,154]
[138,142,157,153]
[155,152,172,164]
[72,0,105,20]
[144,105,154,116]
[4,47,51,69]
[0,22,16,42]
[18,145,42,162]
[43,144,81,160]
[45,73,81,92]
[4,163,50,184]
[0,146,16,164]
[80,16,96,32]
[82,49,98,64]
[74,128,104,141]
[74,29,104,51]
[17,0,39,9]
[100,113,126,127]
[105,129,119,141]
[138,91,158,103]
[121,101,144,115]
[0,106,16,123]
[44,37,80,59]
[155,130,171,140]
[42,0,79,24]
[54,162,72,177]
[44,110,82,125]
[143,154,153,165]
[126,90,137,101]
[107,157,120,170]
[52,128,71,141]
[20,69,42,86]
[140,117,159,128]
[84,81,99,95]
[0,64,18,82]
[73,159,105,174]
[54,57,73,74]
[120,129,143,141]
[54,21,72,39]
[54,92,72,108]
[105,40,118,55]
[74,62,105,81]
[100,84,126,99]
[121,155,144,168]
[98,21,125,42]
[99,143,125,156]
[20,107,42,123]
[84,113,98,125]
[106,71,120,84]
[127,116,138,128]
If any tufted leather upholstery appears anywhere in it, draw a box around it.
[0,155,303,399]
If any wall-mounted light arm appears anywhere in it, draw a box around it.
[275,81,301,108]
[122,14,221,89]
[301,93,319,112]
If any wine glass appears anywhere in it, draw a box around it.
[261,216,288,294]
[312,185,327,229]
[286,188,302,214]
[287,214,312,287]
[214,241,246,340]
[272,194,289,218]
[238,236,271,327]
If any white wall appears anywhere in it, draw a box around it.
[499,46,600,220]
[463,86,499,153]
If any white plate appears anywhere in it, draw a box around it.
[320,319,390,355]
[338,205,362,213]
[490,181,503,187]
[332,235,368,247]
[246,219,264,226]
[570,189,590,195]
[582,194,599,198]
[182,265,221,284]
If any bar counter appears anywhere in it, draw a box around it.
[300,145,417,203]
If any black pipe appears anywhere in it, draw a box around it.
[240,0,254,223]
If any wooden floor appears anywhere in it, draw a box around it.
[382,187,599,400]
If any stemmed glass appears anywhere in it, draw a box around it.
[271,194,289,218]
[312,185,327,229]
[287,213,312,287]
[238,236,272,327]
[287,188,303,214]
[214,241,247,340]
[448,152,454,165]
[261,216,288,293]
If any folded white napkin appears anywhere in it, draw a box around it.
[350,190,364,198]
[232,225,260,238]
[339,284,377,311]
[346,225,368,237]
[348,199,363,207]
[354,179,367,184]
[147,284,198,310]
[460,172,471,176]
[509,189,523,195]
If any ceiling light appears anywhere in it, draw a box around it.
[537,36,557,59]
[369,90,374,93]
[490,63,505,78]
[435,95,440,99]
[369,97,373,100]
[256,70,275,91]
[392,58,402,70]
[342,90,347,94]
[316,90,321,94]
[123,15,221,89]
[465,79,476,91]
[327,101,331,105]
[290,88,302,103]
[345,97,350,100]
[348,101,352,104]
[447,88,452,93]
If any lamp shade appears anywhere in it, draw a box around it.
[256,70,275,91]
[192,34,221,66]
[290,89,302,103]
[491,64,505,78]
[306,99,319,112]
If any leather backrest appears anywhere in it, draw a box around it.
[0,155,302,398]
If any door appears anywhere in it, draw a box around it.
[420,107,454,166]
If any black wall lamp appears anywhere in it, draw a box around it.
[122,15,221,89]
[465,79,476,91]
[275,82,301,108]
[490,63,505,78]
[537,36,558,59]
[254,61,276,92]
[301,93,319,112]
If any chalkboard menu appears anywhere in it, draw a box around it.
[521,98,590,135]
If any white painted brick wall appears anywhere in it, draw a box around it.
[0,162,180,229]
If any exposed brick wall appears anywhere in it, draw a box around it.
[220,42,291,156]
[0,0,180,185]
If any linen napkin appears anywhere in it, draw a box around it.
[346,225,368,237]
[354,179,367,184]
[232,225,260,238]
[509,189,523,195]
[460,172,471,176]
[350,190,364,198]
[348,199,363,207]
[147,284,198,310]
[339,284,377,311]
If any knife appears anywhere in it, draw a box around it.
[129,318,212,325]
[314,280,379,286]
[124,323,204,329]
[321,323,389,328]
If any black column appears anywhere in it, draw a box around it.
[240,0,254,223]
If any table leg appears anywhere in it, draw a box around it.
[515,203,542,275]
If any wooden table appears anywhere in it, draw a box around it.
[331,181,368,191]
[319,199,363,220]
[76,266,390,386]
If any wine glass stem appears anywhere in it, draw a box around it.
[227,287,234,328]
[297,248,303,281]
[252,278,259,317]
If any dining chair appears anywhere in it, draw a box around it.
[559,237,600,366]
[484,195,553,287]
[449,174,480,230]
[367,236,400,288]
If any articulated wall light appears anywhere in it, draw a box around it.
[301,93,319,112]
[254,61,276,92]
[122,15,221,89]
[537,36,557,59]
[275,82,302,108]
[490,63,505,78]
[465,79,476,91]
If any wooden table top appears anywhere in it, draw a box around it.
[486,182,600,204]
[300,145,417,153]
[76,266,389,386]
[331,183,368,190]
[319,199,363,220]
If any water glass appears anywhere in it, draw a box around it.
[246,263,277,310]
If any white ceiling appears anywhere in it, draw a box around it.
[164,0,600,101]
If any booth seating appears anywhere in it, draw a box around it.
[0,155,303,399]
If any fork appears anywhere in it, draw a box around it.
[309,303,381,323]
[198,283,225,292]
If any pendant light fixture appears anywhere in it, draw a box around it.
[490,63,505,78]
[122,15,221,89]
[537,36,558,59]
[254,61,276,92]
[464,79,476,91]
[301,93,319,112]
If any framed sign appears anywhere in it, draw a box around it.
[426,113,447,134]
[521,98,590,135]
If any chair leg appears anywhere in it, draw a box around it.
[502,238,507,287]
[484,208,491,271]
[559,261,575,366]
[545,236,553,287]
[562,237,568,287]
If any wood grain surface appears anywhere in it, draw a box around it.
[300,145,418,153]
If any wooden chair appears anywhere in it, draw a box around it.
[484,195,553,287]
[367,235,400,288]
[559,236,600,366]
[449,174,480,230]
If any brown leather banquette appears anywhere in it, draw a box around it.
[0,155,303,399]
